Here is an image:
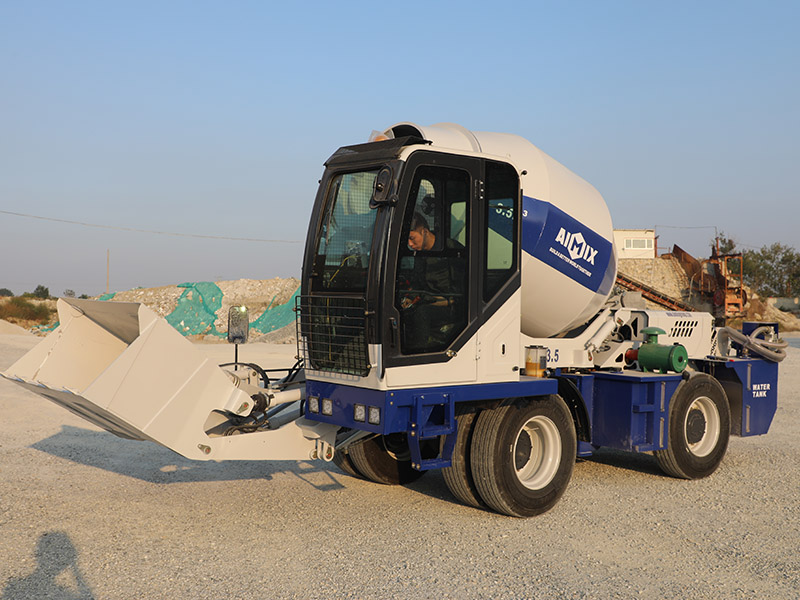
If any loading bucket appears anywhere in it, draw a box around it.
[1,299,335,461]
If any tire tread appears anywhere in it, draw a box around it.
[654,374,730,480]
[471,404,513,514]
[333,450,364,479]
[442,409,486,509]
[471,396,576,517]
[348,436,425,485]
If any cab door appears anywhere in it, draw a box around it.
[382,151,521,385]
[382,152,480,378]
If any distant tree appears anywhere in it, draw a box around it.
[0,288,13,297]
[710,235,800,298]
[31,285,50,299]
[743,243,800,298]
[63,289,76,298]
[713,232,738,255]
[79,294,89,299]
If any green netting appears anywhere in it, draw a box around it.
[32,322,59,334]
[33,283,298,338]
[251,287,299,334]
[165,282,225,337]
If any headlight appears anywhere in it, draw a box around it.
[353,404,366,422]
[321,398,333,416]
[308,396,319,413]
[368,406,381,425]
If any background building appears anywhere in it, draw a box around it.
[614,229,656,259]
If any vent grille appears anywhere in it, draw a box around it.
[668,320,698,338]
[296,295,370,377]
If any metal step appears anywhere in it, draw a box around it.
[408,392,457,470]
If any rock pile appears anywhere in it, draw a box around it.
[109,277,300,343]
[737,292,800,332]
[617,256,800,331]
[618,257,688,302]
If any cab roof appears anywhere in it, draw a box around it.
[325,136,429,167]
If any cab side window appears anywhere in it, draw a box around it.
[396,166,469,354]
[483,161,518,301]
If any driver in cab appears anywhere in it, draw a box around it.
[399,212,464,351]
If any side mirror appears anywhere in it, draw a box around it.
[227,306,249,344]
[370,166,394,206]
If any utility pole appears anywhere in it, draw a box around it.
[106,249,110,294]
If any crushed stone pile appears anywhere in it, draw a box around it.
[214,278,299,336]
[109,278,300,343]
[618,257,688,301]
[616,256,707,310]
[738,291,800,332]
[111,285,184,318]
[618,257,800,331]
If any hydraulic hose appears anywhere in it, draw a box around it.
[718,326,788,363]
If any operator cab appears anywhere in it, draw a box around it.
[300,135,521,378]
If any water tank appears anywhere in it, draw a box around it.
[385,122,617,338]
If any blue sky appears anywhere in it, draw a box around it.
[1,1,798,296]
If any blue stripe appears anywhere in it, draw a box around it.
[522,196,613,293]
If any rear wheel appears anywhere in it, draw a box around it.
[655,374,730,479]
[348,433,426,485]
[471,396,576,517]
[442,406,485,508]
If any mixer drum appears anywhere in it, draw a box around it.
[384,122,618,339]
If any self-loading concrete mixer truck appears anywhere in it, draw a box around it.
[2,123,787,517]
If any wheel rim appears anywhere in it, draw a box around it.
[512,415,561,490]
[684,395,721,457]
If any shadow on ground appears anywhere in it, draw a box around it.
[394,448,670,514]
[30,425,674,517]
[31,424,346,491]
[580,446,665,476]
[2,531,94,600]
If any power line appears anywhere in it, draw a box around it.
[654,224,717,230]
[654,224,764,250]
[0,209,303,243]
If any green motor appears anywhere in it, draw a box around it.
[627,327,688,373]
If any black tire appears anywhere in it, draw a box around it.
[442,407,486,509]
[655,374,731,479]
[332,449,363,479]
[348,433,426,485]
[471,396,576,518]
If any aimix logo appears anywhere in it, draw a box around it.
[554,228,598,265]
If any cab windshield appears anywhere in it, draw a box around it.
[312,170,379,292]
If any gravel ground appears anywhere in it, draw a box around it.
[1,333,798,599]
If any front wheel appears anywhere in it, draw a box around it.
[471,396,576,517]
[332,449,364,479]
[348,434,426,485]
[655,374,731,479]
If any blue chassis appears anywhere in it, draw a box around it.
[306,356,778,470]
